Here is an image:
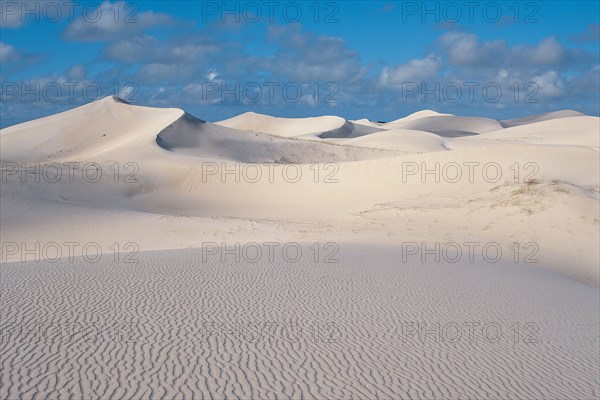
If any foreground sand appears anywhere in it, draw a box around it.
[1,246,598,399]
[1,97,598,398]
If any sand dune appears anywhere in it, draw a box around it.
[500,109,586,127]
[350,118,383,128]
[385,115,504,137]
[318,120,383,139]
[466,115,600,147]
[1,96,598,398]
[386,109,453,124]
[157,112,395,163]
[0,97,183,162]
[351,111,453,130]
[1,97,598,279]
[216,111,347,137]
[217,110,385,141]
[325,128,451,152]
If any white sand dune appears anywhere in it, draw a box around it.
[216,111,347,137]
[350,117,383,127]
[500,109,585,127]
[1,97,597,278]
[317,120,383,139]
[0,97,183,162]
[157,112,395,163]
[216,111,384,140]
[385,115,504,137]
[1,96,598,399]
[463,115,600,147]
[324,128,451,153]
[351,110,453,129]
[386,109,453,124]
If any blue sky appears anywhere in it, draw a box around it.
[1,0,599,127]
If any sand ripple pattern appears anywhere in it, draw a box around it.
[1,245,598,399]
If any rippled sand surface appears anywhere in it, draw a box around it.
[2,245,598,399]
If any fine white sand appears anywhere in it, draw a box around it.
[2,246,598,399]
[1,96,598,398]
